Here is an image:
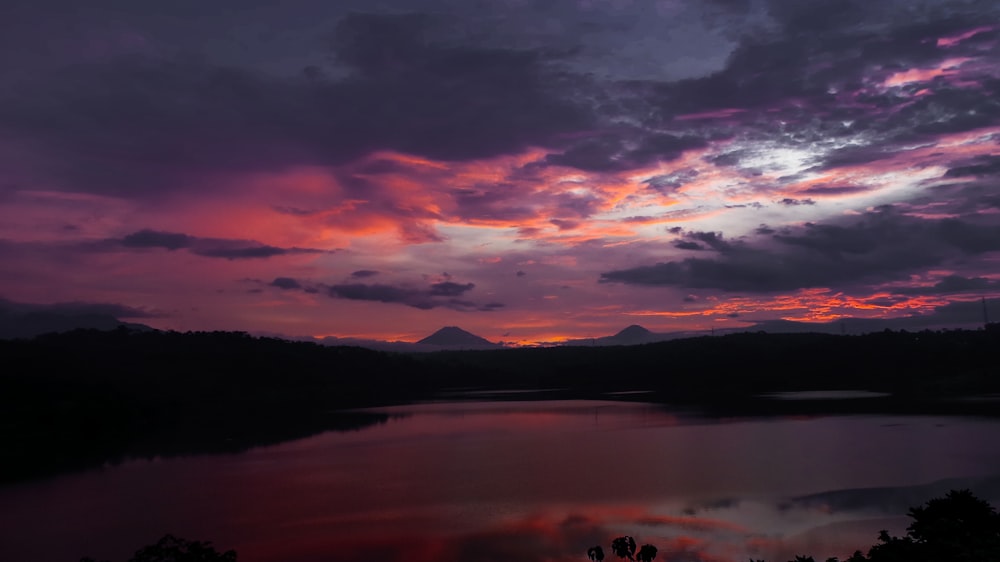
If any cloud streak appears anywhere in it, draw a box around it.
[118,229,328,260]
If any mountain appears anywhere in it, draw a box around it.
[608,324,656,344]
[560,324,692,347]
[267,327,501,352]
[417,326,499,349]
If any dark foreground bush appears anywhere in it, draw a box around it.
[81,534,236,562]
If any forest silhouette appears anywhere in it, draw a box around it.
[2,326,998,483]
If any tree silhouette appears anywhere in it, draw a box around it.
[588,545,605,561]
[610,536,637,560]
[80,534,236,562]
[635,543,657,562]
[863,489,1000,562]
[777,489,1000,562]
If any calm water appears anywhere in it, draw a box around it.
[3,400,1000,562]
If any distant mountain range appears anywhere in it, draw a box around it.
[313,326,501,352]
[3,295,995,349]
[559,324,699,347]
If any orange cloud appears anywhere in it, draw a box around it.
[882,58,971,87]
[937,26,996,48]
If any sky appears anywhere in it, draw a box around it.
[1,0,998,344]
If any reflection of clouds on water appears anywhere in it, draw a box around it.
[786,474,1000,514]
[268,501,887,562]
[289,510,693,562]
[278,500,896,562]
[201,407,1000,561]
[6,401,1000,562]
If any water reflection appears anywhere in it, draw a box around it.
[2,400,1000,562]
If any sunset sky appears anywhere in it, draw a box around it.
[1,0,998,344]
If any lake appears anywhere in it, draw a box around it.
[2,399,1000,562]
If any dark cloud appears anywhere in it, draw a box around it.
[673,241,705,251]
[269,277,302,290]
[800,185,871,196]
[0,297,161,319]
[724,202,763,210]
[937,217,1000,253]
[645,169,700,193]
[601,207,1000,292]
[195,246,291,259]
[705,0,753,13]
[895,275,1000,295]
[543,133,706,172]
[322,11,590,162]
[330,12,434,75]
[686,231,732,252]
[350,269,380,278]
[0,11,593,197]
[672,230,733,252]
[428,281,475,297]
[779,198,815,206]
[272,206,318,217]
[543,136,628,172]
[115,229,326,260]
[451,185,537,224]
[630,133,709,163]
[914,180,1000,216]
[550,219,580,231]
[328,283,426,307]
[325,279,488,311]
[765,0,871,33]
[122,230,194,250]
[3,0,996,209]
[0,57,308,196]
[945,155,1000,177]
[819,146,898,169]
[933,275,1000,293]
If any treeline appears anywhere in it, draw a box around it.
[2,327,999,483]
[422,328,1000,402]
[0,329,428,482]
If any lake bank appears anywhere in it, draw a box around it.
[2,327,998,485]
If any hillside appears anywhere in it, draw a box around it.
[2,326,999,483]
